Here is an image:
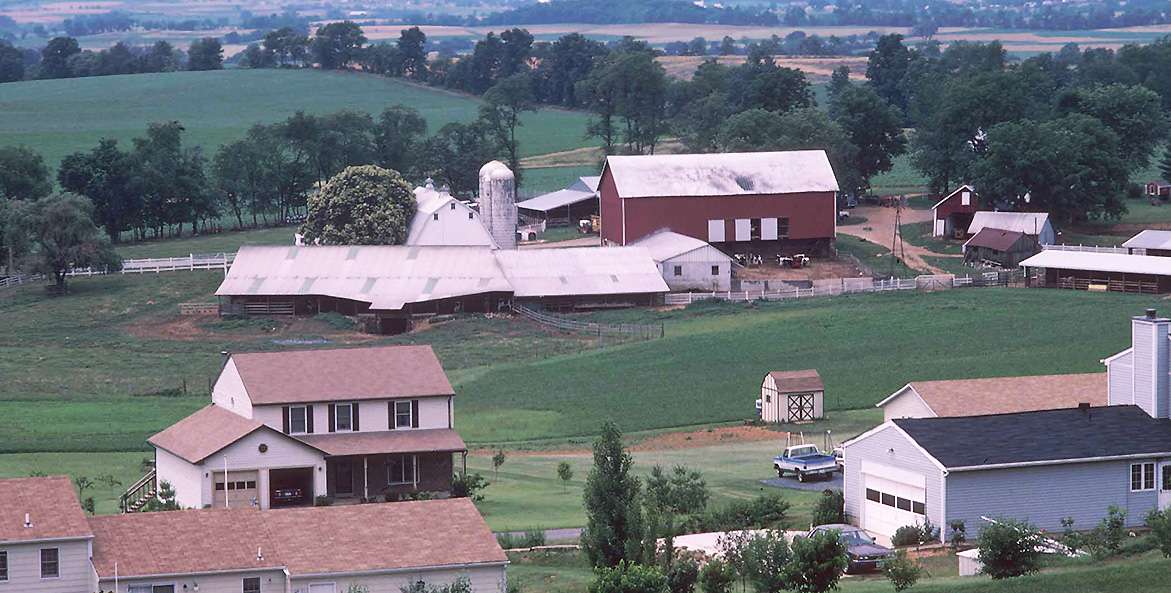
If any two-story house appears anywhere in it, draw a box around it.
[138,345,467,511]
[0,477,94,593]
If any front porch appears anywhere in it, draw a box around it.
[325,451,462,502]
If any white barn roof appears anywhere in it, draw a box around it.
[968,211,1051,236]
[1123,230,1171,250]
[1020,250,1171,276]
[604,150,839,199]
[216,245,511,311]
[495,247,668,297]
[518,176,601,213]
[632,230,732,263]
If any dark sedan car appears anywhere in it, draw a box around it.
[273,487,303,504]
[806,524,893,573]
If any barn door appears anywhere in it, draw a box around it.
[788,394,814,422]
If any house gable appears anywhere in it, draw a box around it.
[212,358,253,418]
[876,385,937,422]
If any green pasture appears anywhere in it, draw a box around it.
[0,69,597,174]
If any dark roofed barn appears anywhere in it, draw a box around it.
[962,227,1039,268]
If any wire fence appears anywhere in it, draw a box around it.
[664,270,1024,305]
[511,303,664,340]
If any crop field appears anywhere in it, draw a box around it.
[0,69,597,174]
[657,55,868,82]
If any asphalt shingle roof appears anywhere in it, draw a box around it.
[894,405,1171,469]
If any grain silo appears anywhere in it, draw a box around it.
[478,160,517,250]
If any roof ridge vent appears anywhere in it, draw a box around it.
[23,512,32,528]
[257,546,264,561]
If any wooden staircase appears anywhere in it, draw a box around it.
[119,470,157,513]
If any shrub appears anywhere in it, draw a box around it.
[667,558,699,593]
[918,517,940,545]
[496,532,519,549]
[701,494,790,531]
[947,519,966,550]
[891,526,920,547]
[589,561,669,593]
[409,490,438,501]
[451,472,489,502]
[1085,505,1127,558]
[314,494,334,506]
[810,490,844,526]
[977,518,1044,579]
[523,528,547,548]
[720,530,791,593]
[315,311,355,329]
[1145,508,1171,557]
[1060,517,1081,552]
[883,550,923,592]
[698,558,735,593]
[784,529,848,593]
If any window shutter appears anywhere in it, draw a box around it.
[412,399,419,428]
[389,401,394,429]
[352,403,360,431]
[306,405,315,433]
[328,404,336,433]
[282,407,290,434]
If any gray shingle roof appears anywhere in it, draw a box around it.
[894,405,1171,470]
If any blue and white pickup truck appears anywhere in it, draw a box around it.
[773,444,838,482]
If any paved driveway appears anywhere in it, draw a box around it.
[759,473,842,492]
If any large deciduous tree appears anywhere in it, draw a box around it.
[375,105,428,175]
[582,422,645,569]
[187,38,224,71]
[830,85,907,191]
[0,146,53,202]
[39,36,80,79]
[720,108,861,192]
[264,27,310,67]
[1071,83,1167,171]
[0,40,25,82]
[57,139,136,242]
[396,26,428,80]
[480,73,536,187]
[129,121,215,237]
[5,193,122,289]
[865,34,911,112]
[313,21,366,70]
[743,67,813,113]
[299,165,415,245]
[971,114,1128,223]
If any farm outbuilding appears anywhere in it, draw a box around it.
[1147,180,1171,199]
[632,229,734,291]
[1020,250,1171,294]
[967,211,1055,245]
[1123,230,1171,256]
[758,370,824,423]
[962,227,1039,268]
[599,151,839,256]
[931,185,980,238]
[517,176,600,226]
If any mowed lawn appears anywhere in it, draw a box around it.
[0,69,597,172]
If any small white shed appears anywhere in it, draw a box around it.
[632,229,734,291]
[758,370,824,423]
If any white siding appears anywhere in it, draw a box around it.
[1107,350,1135,406]
[197,429,325,509]
[100,570,287,593]
[660,256,731,292]
[707,220,725,243]
[212,359,253,419]
[0,539,92,593]
[880,388,937,422]
[291,564,506,593]
[408,200,497,247]
[843,425,945,544]
[253,398,450,435]
[155,446,205,510]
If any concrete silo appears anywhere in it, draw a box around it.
[478,160,518,250]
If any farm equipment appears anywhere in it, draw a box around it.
[579,215,601,234]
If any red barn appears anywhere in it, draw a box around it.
[931,184,981,239]
[1147,180,1171,199]
[598,151,839,254]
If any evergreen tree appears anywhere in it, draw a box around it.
[582,422,645,569]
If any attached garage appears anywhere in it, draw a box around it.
[213,470,259,508]
[859,461,927,539]
[270,467,315,507]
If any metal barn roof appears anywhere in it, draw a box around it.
[1123,230,1171,250]
[1019,250,1171,276]
[494,246,668,297]
[604,150,839,199]
[968,211,1051,236]
[216,245,512,311]
[632,230,732,263]
[963,227,1028,252]
[518,188,597,213]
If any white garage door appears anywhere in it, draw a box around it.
[861,461,927,540]
[213,470,259,508]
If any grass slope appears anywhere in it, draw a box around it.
[0,69,596,173]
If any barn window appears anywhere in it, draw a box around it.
[289,406,308,434]
[711,265,719,275]
[468,212,474,219]
[750,218,762,241]
[765,394,771,403]
[1132,462,1156,491]
[961,191,971,206]
[779,218,790,239]
[433,213,439,220]
[450,203,457,210]
[673,265,682,276]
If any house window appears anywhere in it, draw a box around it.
[244,577,262,593]
[388,455,417,484]
[468,212,474,219]
[289,405,308,434]
[1132,462,1156,491]
[335,403,353,431]
[711,265,720,276]
[1164,466,1171,492]
[673,265,682,277]
[215,482,225,491]
[0,551,7,582]
[40,547,58,578]
[433,213,439,220]
[394,401,413,429]
[450,203,456,210]
[779,218,790,239]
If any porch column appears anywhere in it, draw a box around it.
[462,451,467,475]
[363,457,369,501]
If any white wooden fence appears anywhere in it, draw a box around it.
[0,253,235,289]
[1042,244,1128,254]
[664,271,1021,305]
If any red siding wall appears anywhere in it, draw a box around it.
[599,168,836,245]
[934,192,981,220]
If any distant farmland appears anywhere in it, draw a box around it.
[0,68,598,178]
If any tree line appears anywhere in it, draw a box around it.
[865,35,1171,222]
[0,36,226,82]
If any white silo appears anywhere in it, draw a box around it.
[478,160,518,250]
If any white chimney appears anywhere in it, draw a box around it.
[1131,308,1170,419]
[23,513,32,528]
